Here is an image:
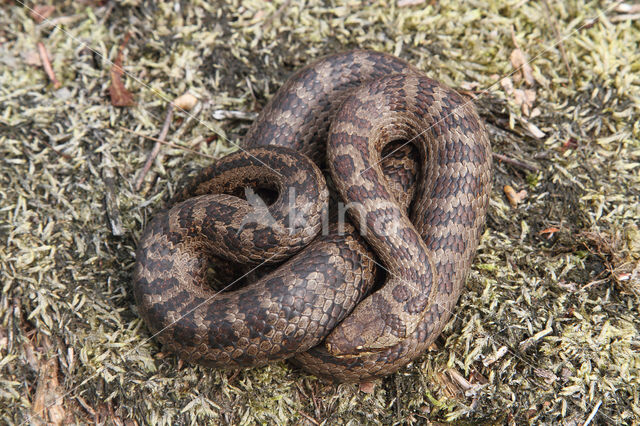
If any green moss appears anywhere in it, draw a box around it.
[1,0,638,423]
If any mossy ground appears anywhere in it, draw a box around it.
[1,0,639,424]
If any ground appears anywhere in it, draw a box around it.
[1,0,639,424]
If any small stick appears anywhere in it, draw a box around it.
[74,395,96,418]
[36,14,83,29]
[120,126,217,160]
[212,109,257,121]
[263,0,292,28]
[134,103,175,191]
[37,42,61,89]
[99,1,116,25]
[543,0,573,81]
[492,152,539,172]
[583,399,602,426]
[39,138,72,159]
[102,154,124,237]
[611,12,640,22]
[173,100,204,139]
[296,411,319,426]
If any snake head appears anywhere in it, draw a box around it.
[324,294,409,356]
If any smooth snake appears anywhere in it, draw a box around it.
[133,50,492,382]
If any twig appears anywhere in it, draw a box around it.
[36,42,61,89]
[212,110,257,121]
[36,14,84,29]
[395,377,401,420]
[581,278,608,291]
[296,410,319,425]
[581,0,625,28]
[492,153,539,172]
[102,154,124,237]
[75,395,96,418]
[173,100,204,139]
[263,0,292,28]
[519,326,553,352]
[611,12,640,22]
[543,0,573,81]
[38,138,72,159]
[245,77,258,110]
[583,399,602,426]
[120,126,218,160]
[99,1,116,25]
[31,356,65,425]
[134,103,175,191]
[615,2,640,13]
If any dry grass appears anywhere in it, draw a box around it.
[1,0,639,424]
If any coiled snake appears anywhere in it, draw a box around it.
[133,50,492,382]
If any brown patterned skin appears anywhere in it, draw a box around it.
[134,147,377,367]
[133,50,492,382]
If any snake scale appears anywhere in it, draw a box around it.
[133,50,492,382]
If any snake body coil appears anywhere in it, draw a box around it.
[133,50,492,382]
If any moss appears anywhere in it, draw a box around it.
[1,0,638,423]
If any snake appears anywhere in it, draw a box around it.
[133,50,492,383]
